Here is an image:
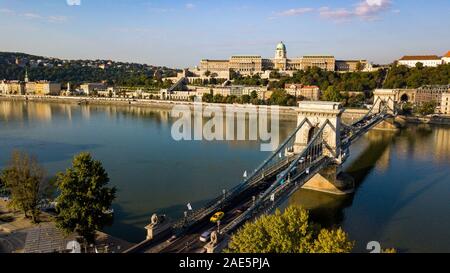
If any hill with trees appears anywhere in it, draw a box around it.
[0,52,179,89]
[383,63,450,89]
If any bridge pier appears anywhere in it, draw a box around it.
[372,117,401,131]
[301,164,354,195]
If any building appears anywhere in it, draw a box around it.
[161,85,269,101]
[415,85,450,107]
[25,81,61,95]
[198,42,338,77]
[0,80,25,95]
[199,60,230,72]
[229,56,263,74]
[285,84,321,100]
[379,85,450,112]
[335,60,371,72]
[441,93,450,115]
[80,83,107,95]
[300,55,335,71]
[442,51,450,64]
[398,55,442,67]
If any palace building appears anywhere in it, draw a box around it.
[197,42,370,78]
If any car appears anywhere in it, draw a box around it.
[199,230,213,243]
[210,211,225,223]
[167,235,177,243]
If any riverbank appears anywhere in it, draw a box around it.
[0,94,301,120]
[0,199,133,253]
[400,115,450,126]
[0,94,375,121]
[7,94,450,125]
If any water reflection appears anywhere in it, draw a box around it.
[288,125,450,252]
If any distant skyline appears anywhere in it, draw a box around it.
[0,0,449,68]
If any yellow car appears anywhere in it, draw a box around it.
[210,212,225,223]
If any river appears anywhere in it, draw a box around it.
[0,100,449,253]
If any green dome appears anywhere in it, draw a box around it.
[276,41,286,51]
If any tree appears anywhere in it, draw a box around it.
[55,152,116,244]
[0,150,52,223]
[322,86,342,102]
[414,101,437,116]
[225,206,354,253]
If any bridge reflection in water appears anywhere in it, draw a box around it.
[287,129,397,227]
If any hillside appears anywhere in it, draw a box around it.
[0,52,179,88]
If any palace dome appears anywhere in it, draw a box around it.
[276,41,286,51]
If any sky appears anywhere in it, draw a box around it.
[0,0,449,68]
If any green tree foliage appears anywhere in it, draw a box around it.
[225,206,354,253]
[383,64,450,89]
[268,90,297,106]
[342,93,367,108]
[269,70,281,79]
[414,101,437,116]
[267,67,386,92]
[233,74,269,86]
[0,150,53,222]
[322,86,342,102]
[382,248,397,253]
[55,152,116,243]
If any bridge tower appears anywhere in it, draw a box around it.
[373,89,397,114]
[294,101,354,195]
[295,101,344,162]
[372,89,402,131]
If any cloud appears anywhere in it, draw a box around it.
[1,6,69,23]
[319,7,354,21]
[0,8,14,14]
[185,3,195,9]
[319,0,392,21]
[48,15,69,22]
[275,7,314,17]
[273,0,392,22]
[355,0,391,19]
[66,0,81,6]
[23,13,43,19]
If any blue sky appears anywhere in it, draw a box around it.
[0,0,449,68]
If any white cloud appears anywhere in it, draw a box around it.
[355,0,391,19]
[185,3,195,9]
[9,10,69,23]
[23,13,43,19]
[0,8,14,14]
[320,0,392,21]
[319,7,354,21]
[273,0,393,22]
[48,15,68,22]
[275,8,314,17]
[66,0,81,6]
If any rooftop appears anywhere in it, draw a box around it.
[399,55,441,61]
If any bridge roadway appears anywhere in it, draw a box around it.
[140,156,296,253]
[155,153,327,253]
